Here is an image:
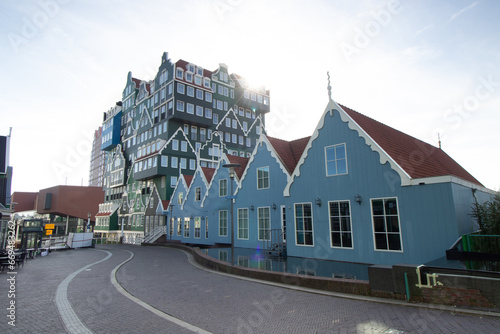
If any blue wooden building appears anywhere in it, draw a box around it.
[283,98,494,265]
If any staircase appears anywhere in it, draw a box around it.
[264,229,286,257]
[143,225,166,244]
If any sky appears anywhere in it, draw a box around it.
[1,0,499,193]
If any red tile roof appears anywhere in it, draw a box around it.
[268,136,310,174]
[227,155,249,179]
[201,167,215,184]
[184,175,194,187]
[340,104,483,186]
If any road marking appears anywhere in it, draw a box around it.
[110,249,213,334]
[55,250,112,334]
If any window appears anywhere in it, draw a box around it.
[172,139,179,151]
[325,144,348,176]
[195,187,201,201]
[187,86,194,97]
[244,90,250,99]
[196,89,203,100]
[187,103,194,114]
[238,208,249,239]
[176,68,183,79]
[239,107,244,116]
[200,128,206,141]
[195,76,202,86]
[177,218,182,236]
[176,100,184,112]
[205,92,212,102]
[246,138,251,147]
[258,207,271,241]
[232,119,237,129]
[371,198,402,251]
[196,105,203,116]
[205,108,212,119]
[194,217,201,238]
[181,141,187,152]
[219,210,228,236]
[171,156,178,168]
[184,124,189,134]
[184,217,190,238]
[329,201,352,248]
[186,73,193,82]
[226,118,231,127]
[177,83,185,94]
[180,158,186,169]
[178,192,183,204]
[213,113,219,124]
[170,176,177,188]
[257,167,269,189]
[219,179,228,197]
[295,203,313,245]
[203,78,210,88]
[190,159,196,170]
[191,126,197,140]
[251,92,256,101]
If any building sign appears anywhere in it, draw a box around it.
[45,223,55,230]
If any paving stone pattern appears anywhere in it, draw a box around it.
[1,244,499,333]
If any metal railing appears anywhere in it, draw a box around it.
[143,225,166,244]
[264,228,286,257]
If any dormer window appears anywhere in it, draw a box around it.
[176,68,183,79]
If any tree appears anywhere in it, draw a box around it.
[471,192,500,235]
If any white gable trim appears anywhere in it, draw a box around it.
[284,99,411,196]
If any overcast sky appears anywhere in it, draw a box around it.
[1,0,499,193]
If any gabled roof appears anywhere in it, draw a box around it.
[268,136,310,174]
[227,155,249,179]
[201,167,215,184]
[184,175,194,187]
[339,104,483,186]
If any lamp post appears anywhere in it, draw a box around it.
[223,163,240,265]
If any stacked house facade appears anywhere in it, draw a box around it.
[94,52,270,243]
[93,52,494,267]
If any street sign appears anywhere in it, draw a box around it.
[45,223,55,229]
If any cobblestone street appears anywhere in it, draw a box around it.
[1,244,499,333]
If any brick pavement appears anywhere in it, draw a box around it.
[1,244,499,333]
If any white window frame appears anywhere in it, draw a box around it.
[257,166,270,190]
[370,197,403,252]
[325,143,348,177]
[294,202,314,246]
[237,208,249,240]
[328,200,353,249]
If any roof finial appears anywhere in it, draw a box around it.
[327,71,332,100]
[438,133,442,149]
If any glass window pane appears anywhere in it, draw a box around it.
[326,147,335,161]
[331,217,340,232]
[337,159,347,174]
[342,232,352,248]
[385,199,398,215]
[372,200,384,216]
[327,161,336,175]
[336,145,346,159]
[373,217,386,232]
[341,217,351,232]
[386,216,399,233]
[331,232,341,247]
[388,233,401,250]
[375,233,387,250]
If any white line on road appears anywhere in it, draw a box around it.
[55,250,112,334]
[110,249,213,334]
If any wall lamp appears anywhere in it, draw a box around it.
[315,198,322,207]
[354,194,362,205]
[272,203,277,210]
[249,205,254,211]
